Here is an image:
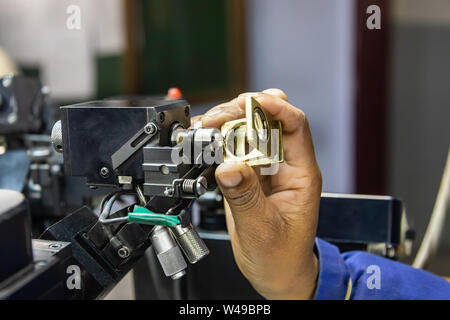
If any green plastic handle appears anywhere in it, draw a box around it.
[128,206,180,227]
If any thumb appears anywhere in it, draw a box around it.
[215,162,268,229]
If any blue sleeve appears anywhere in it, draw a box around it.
[313,238,450,300]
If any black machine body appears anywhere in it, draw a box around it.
[57,98,191,188]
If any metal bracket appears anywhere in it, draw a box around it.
[111,122,158,170]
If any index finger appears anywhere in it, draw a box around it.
[200,89,289,129]
[200,98,244,129]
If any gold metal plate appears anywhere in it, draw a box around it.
[221,96,284,166]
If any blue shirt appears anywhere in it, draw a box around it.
[314,238,450,300]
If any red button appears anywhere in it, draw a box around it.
[167,87,182,100]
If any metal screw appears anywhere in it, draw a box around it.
[144,123,156,134]
[164,187,174,196]
[48,243,62,249]
[118,246,130,259]
[195,176,208,196]
[159,112,165,123]
[100,167,110,178]
[160,165,170,175]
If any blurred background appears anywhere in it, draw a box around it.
[0,0,448,294]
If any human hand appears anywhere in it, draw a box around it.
[197,89,322,299]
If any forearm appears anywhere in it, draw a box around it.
[314,238,450,300]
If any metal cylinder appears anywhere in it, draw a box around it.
[171,224,210,264]
[51,120,63,153]
[150,225,187,279]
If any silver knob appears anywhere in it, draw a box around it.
[51,120,63,153]
[150,226,187,279]
[171,224,210,264]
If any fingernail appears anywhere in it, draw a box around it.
[217,169,243,188]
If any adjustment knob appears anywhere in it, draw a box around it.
[51,120,63,153]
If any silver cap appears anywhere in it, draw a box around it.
[51,120,63,153]
[171,224,210,264]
